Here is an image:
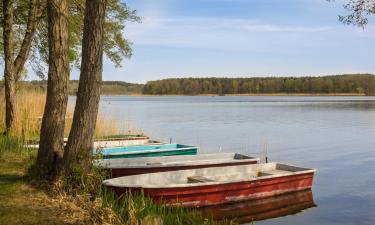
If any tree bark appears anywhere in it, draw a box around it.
[2,0,16,134]
[35,0,69,178]
[63,0,106,173]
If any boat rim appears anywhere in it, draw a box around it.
[99,146,199,156]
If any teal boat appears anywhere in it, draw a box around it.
[97,143,198,159]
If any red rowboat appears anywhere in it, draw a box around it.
[95,153,258,177]
[103,162,316,207]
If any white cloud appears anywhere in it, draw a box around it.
[125,16,351,53]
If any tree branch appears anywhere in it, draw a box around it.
[14,0,42,81]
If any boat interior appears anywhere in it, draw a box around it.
[103,163,315,188]
[95,153,258,168]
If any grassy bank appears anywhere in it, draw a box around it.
[0,136,231,225]
[0,137,90,224]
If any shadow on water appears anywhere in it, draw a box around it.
[199,190,316,224]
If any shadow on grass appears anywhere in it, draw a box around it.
[0,173,27,183]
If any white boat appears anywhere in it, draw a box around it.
[95,153,258,177]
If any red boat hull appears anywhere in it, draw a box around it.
[110,172,314,207]
[110,160,257,177]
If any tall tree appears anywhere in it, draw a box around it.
[35,0,69,178]
[2,0,41,134]
[2,0,15,134]
[62,0,106,173]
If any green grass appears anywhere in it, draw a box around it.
[0,136,68,225]
[0,135,234,225]
[99,190,232,225]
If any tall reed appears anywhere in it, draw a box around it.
[0,91,123,142]
[0,91,45,141]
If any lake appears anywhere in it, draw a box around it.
[97,96,375,225]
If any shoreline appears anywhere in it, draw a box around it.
[99,93,368,97]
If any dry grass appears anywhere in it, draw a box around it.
[0,91,45,141]
[0,91,121,141]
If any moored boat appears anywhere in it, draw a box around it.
[95,153,258,177]
[103,162,315,207]
[96,143,198,159]
[94,135,152,149]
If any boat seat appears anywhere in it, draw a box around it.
[187,176,215,183]
[146,162,163,166]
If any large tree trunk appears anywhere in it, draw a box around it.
[2,0,16,134]
[35,0,69,178]
[63,0,106,173]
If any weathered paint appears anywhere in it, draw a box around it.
[104,163,316,207]
[94,137,150,149]
[96,153,258,177]
[110,160,257,177]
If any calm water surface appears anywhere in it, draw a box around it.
[97,96,375,225]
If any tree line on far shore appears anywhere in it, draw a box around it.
[142,74,375,95]
[21,80,143,95]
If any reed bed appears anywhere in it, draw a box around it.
[0,91,126,142]
[0,91,45,141]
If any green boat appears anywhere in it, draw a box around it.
[97,143,198,159]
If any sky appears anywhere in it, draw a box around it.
[49,0,375,83]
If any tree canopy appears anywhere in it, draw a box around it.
[143,74,375,96]
[1,0,140,79]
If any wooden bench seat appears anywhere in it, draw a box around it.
[187,176,215,183]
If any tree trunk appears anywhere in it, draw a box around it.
[2,0,16,134]
[63,0,106,173]
[35,0,69,179]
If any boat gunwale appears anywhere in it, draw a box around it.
[95,137,149,142]
[99,145,198,156]
[103,163,316,189]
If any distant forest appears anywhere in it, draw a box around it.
[2,74,375,96]
[10,80,144,95]
[142,74,375,95]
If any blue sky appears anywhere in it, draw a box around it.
[63,1,375,83]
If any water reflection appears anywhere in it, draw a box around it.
[200,190,316,224]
